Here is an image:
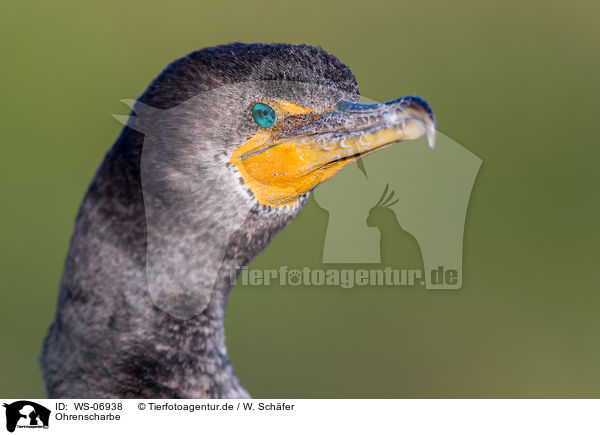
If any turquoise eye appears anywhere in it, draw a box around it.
[252,103,277,128]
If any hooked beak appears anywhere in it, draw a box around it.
[230,96,435,207]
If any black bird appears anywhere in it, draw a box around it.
[41,42,435,398]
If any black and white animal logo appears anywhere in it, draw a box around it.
[3,401,50,433]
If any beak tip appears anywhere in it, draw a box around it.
[426,126,436,149]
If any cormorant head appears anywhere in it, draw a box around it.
[124,43,435,210]
[116,43,435,317]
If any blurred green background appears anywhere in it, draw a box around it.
[1,0,599,397]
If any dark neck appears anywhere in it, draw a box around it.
[42,128,292,398]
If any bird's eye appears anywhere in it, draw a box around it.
[252,103,277,128]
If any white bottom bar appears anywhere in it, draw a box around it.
[1,399,596,434]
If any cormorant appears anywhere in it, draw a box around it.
[41,42,435,398]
